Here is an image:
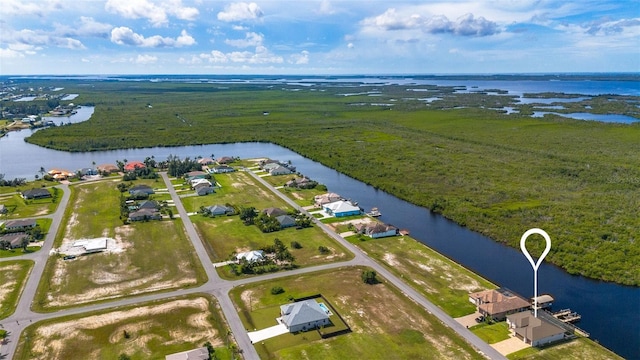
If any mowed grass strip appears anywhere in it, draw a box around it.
[346,234,495,317]
[507,337,623,360]
[34,180,206,311]
[0,260,33,319]
[14,294,235,360]
[231,267,485,360]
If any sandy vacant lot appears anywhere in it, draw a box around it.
[25,296,223,359]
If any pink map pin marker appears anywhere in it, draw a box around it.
[520,228,551,317]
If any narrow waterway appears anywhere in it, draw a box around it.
[0,108,637,359]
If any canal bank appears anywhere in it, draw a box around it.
[0,115,637,359]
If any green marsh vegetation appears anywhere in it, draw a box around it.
[22,80,640,285]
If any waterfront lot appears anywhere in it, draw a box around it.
[507,337,622,360]
[33,180,206,311]
[14,295,233,360]
[183,171,352,268]
[0,260,33,319]
[231,267,485,360]
[344,232,495,317]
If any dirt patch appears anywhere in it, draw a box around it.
[382,253,399,267]
[290,192,304,200]
[240,290,254,310]
[0,264,20,304]
[29,297,221,359]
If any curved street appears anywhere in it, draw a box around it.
[0,171,505,360]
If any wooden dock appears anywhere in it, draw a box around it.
[552,308,582,323]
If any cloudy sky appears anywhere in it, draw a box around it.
[1,0,638,74]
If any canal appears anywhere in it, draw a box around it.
[0,107,637,359]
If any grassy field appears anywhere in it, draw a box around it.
[230,266,486,360]
[345,233,495,317]
[470,322,510,344]
[33,179,206,311]
[14,294,235,360]
[0,260,33,319]
[21,80,639,284]
[507,337,623,360]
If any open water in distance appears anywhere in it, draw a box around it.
[0,108,638,358]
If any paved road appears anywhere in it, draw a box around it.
[0,172,506,360]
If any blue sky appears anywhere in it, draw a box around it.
[1,0,638,74]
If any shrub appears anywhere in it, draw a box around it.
[291,241,302,249]
[318,245,330,254]
[271,286,285,295]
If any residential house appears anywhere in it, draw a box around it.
[263,207,287,217]
[138,200,159,210]
[190,178,212,188]
[212,165,235,174]
[48,168,75,180]
[269,165,293,176]
[185,171,208,181]
[285,176,316,189]
[507,312,566,347]
[0,233,29,249]
[165,347,209,360]
[123,161,146,172]
[3,219,36,232]
[128,208,161,222]
[323,200,362,218]
[261,162,281,172]
[469,288,531,321]
[217,156,235,164]
[356,222,398,238]
[236,250,265,263]
[197,157,215,165]
[280,299,331,333]
[97,163,119,173]
[21,188,51,200]
[129,184,155,195]
[314,193,342,207]
[194,183,214,196]
[205,205,233,216]
[78,167,98,176]
[276,215,297,228]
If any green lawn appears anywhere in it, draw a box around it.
[470,322,510,344]
[0,260,33,319]
[507,337,623,360]
[346,234,495,317]
[231,267,485,360]
[33,180,206,311]
[14,294,235,360]
[0,188,60,218]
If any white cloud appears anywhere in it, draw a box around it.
[217,2,263,22]
[347,42,354,49]
[0,48,25,59]
[318,0,335,15]
[105,0,198,27]
[362,8,499,36]
[3,28,86,52]
[225,32,263,48]
[199,45,283,64]
[110,27,196,47]
[2,0,63,16]
[55,17,112,38]
[133,54,158,64]
[289,50,309,64]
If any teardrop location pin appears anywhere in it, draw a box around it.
[520,228,551,317]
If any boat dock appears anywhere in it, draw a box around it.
[552,308,582,323]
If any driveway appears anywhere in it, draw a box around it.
[491,336,530,355]
[247,322,289,343]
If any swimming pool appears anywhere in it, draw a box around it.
[318,302,332,315]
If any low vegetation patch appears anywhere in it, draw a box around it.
[34,180,205,311]
[0,260,33,319]
[14,295,235,360]
[507,337,623,360]
[231,267,485,360]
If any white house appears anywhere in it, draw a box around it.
[323,200,361,217]
[280,299,331,333]
[236,250,265,263]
